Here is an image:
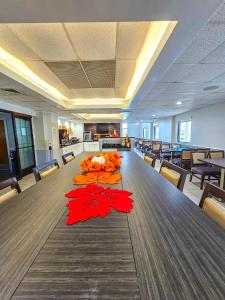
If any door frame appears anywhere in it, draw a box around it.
[13,113,36,177]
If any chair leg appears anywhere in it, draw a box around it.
[190,173,193,182]
[200,176,205,190]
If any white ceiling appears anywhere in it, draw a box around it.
[127,0,225,122]
[0,0,224,122]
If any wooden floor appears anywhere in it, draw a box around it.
[1,152,225,299]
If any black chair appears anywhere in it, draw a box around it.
[160,143,171,162]
[62,152,75,165]
[199,183,225,228]
[33,159,59,182]
[0,177,21,204]
[190,152,221,189]
[159,160,188,191]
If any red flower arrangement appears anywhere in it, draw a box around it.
[80,152,121,173]
[65,184,133,225]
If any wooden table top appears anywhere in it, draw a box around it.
[201,158,225,168]
[1,152,225,299]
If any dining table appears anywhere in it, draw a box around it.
[200,158,225,189]
[1,152,225,300]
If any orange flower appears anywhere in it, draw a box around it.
[74,172,122,185]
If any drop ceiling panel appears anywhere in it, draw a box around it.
[165,82,205,94]
[202,41,225,63]
[115,60,135,88]
[0,25,39,61]
[116,22,149,59]
[45,61,90,88]
[160,63,195,83]
[82,60,115,88]
[65,23,117,60]
[180,63,225,82]
[8,23,77,61]
[176,23,225,63]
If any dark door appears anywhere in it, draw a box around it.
[0,119,11,180]
[15,117,35,176]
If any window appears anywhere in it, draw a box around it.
[177,120,192,143]
[142,127,146,138]
[122,123,128,136]
[153,123,159,140]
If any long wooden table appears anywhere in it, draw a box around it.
[1,152,225,299]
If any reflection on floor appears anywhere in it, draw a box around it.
[18,151,216,206]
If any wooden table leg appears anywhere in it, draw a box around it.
[220,168,225,189]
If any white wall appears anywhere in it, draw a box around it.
[0,100,36,116]
[157,117,173,142]
[127,123,151,139]
[58,118,84,141]
[173,102,225,150]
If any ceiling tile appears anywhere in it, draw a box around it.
[180,63,225,82]
[45,61,90,89]
[202,41,225,63]
[176,23,225,63]
[0,25,39,61]
[115,60,135,88]
[70,88,96,99]
[65,23,117,60]
[116,22,149,59]
[160,63,195,83]
[165,82,205,94]
[93,88,116,98]
[8,23,77,61]
[82,60,115,88]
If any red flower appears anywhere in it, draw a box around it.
[65,184,133,225]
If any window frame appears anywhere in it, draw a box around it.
[177,120,192,143]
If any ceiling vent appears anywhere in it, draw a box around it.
[203,85,219,91]
[0,88,24,96]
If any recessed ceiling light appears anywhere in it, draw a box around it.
[203,85,219,91]
[176,101,182,105]
[152,114,156,117]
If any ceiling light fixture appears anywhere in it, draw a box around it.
[152,114,156,117]
[176,101,182,105]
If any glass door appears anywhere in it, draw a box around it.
[15,116,35,176]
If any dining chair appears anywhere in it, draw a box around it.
[209,150,224,159]
[0,177,21,205]
[33,159,59,182]
[172,143,181,148]
[160,143,171,162]
[151,142,161,157]
[144,153,156,168]
[196,148,210,157]
[62,152,75,165]
[199,182,225,228]
[190,152,221,189]
[159,160,188,191]
[172,149,193,169]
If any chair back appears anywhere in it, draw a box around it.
[33,159,59,182]
[159,161,187,191]
[181,150,192,160]
[161,143,170,150]
[196,148,210,157]
[191,152,206,166]
[209,150,224,159]
[0,177,21,205]
[62,152,75,165]
[199,183,225,228]
[144,153,156,168]
[152,143,160,152]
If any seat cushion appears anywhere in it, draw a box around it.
[191,166,221,176]
[160,167,180,187]
[172,158,181,165]
[203,197,225,228]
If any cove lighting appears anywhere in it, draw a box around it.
[0,47,67,101]
[78,113,123,120]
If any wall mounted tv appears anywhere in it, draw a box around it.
[97,123,109,134]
